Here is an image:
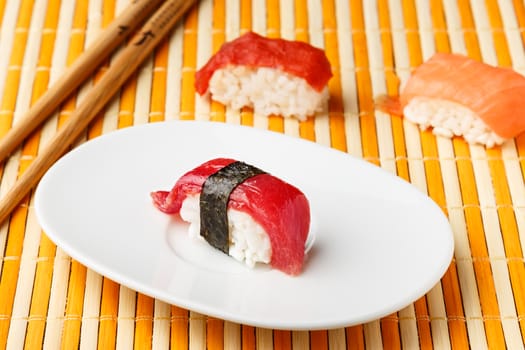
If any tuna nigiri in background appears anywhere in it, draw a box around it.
[195,32,333,121]
[377,53,525,147]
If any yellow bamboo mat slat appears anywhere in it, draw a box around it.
[0,0,524,349]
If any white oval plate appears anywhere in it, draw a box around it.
[35,120,454,330]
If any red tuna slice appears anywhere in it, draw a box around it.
[194,31,333,95]
[151,158,232,214]
[151,158,311,276]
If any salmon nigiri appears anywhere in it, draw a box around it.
[194,31,332,121]
[377,53,525,147]
[151,158,311,276]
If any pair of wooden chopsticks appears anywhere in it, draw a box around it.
[0,0,197,224]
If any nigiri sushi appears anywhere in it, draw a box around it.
[377,53,525,147]
[195,31,332,121]
[151,158,310,276]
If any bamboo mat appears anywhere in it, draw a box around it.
[0,0,524,348]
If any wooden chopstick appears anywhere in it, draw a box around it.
[0,0,197,224]
[0,0,165,163]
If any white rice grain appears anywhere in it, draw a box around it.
[208,65,329,120]
[403,97,506,148]
[179,195,271,268]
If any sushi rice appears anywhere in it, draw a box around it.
[179,194,271,267]
[403,97,506,148]
[208,65,329,121]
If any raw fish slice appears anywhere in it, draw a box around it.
[195,32,332,94]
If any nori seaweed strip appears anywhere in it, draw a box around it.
[200,161,266,254]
